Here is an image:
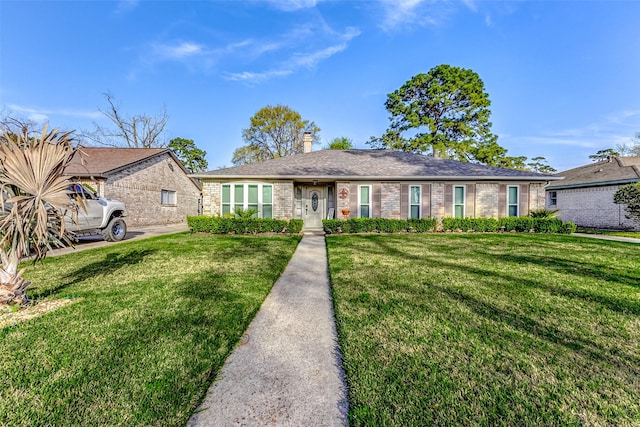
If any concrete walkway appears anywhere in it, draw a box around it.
[188,234,349,426]
[573,232,640,244]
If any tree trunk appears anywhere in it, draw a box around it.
[0,251,30,305]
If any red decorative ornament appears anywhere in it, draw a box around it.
[338,188,349,199]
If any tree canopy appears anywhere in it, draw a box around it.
[372,64,500,163]
[325,137,353,150]
[232,105,320,165]
[589,148,620,162]
[168,137,208,173]
[614,183,640,225]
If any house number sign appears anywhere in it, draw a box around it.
[312,193,319,211]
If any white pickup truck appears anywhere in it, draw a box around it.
[67,184,128,242]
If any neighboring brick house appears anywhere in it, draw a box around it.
[65,147,202,227]
[546,156,640,230]
[192,143,559,231]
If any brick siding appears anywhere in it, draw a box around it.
[550,185,640,230]
[99,153,201,227]
[200,179,547,223]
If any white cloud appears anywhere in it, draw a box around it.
[115,0,139,15]
[262,0,320,11]
[151,42,205,60]
[7,104,102,123]
[506,110,640,153]
[379,0,440,31]
[224,26,361,84]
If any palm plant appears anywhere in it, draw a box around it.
[0,125,79,305]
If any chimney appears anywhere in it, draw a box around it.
[303,131,313,153]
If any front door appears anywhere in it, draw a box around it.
[303,186,324,229]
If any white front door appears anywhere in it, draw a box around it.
[303,186,324,229]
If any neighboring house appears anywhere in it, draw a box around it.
[546,156,640,230]
[191,144,560,230]
[65,147,202,227]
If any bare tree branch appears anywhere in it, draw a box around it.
[82,92,168,148]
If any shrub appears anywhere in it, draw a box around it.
[187,216,302,234]
[529,208,558,218]
[442,217,574,234]
[322,218,437,234]
[407,218,438,232]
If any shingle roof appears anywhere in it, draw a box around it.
[65,147,169,177]
[546,156,640,190]
[193,149,559,181]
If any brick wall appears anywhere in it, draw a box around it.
[381,183,401,218]
[101,153,201,227]
[553,186,640,230]
[201,180,221,216]
[200,178,551,223]
[431,183,446,218]
[476,183,499,217]
[529,183,546,212]
[273,181,294,220]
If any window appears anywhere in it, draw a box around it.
[262,185,273,218]
[410,185,421,218]
[161,189,177,205]
[548,191,557,207]
[508,186,519,216]
[222,184,231,215]
[359,185,371,218]
[454,186,465,218]
[221,183,273,218]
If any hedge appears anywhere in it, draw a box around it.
[323,218,438,234]
[441,217,576,234]
[187,216,303,234]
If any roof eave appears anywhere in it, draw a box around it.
[190,174,561,181]
[546,178,640,190]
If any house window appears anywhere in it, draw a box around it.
[508,186,519,216]
[222,184,231,216]
[410,185,421,218]
[221,183,273,218]
[548,191,557,207]
[161,189,177,205]
[454,186,465,218]
[262,185,273,218]
[359,185,371,218]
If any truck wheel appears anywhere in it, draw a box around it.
[101,217,127,242]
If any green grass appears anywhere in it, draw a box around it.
[326,233,640,426]
[0,232,300,426]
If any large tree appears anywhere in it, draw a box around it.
[168,137,208,173]
[84,92,168,148]
[614,182,640,225]
[372,64,503,164]
[232,105,320,165]
[0,125,80,305]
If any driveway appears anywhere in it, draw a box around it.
[48,223,190,257]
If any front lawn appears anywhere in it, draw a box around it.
[0,232,300,426]
[327,234,640,426]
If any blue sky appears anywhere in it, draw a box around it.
[1,0,639,172]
